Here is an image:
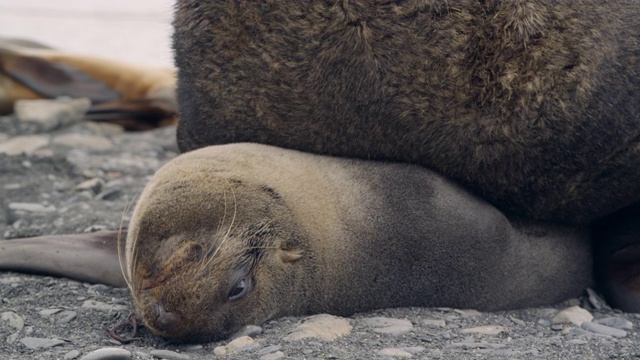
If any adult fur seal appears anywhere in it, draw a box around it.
[0,37,177,130]
[125,143,591,342]
[174,0,640,225]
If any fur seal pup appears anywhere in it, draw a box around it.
[0,37,177,130]
[173,0,640,225]
[125,143,591,342]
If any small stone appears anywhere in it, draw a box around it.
[58,310,78,324]
[581,322,628,338]
[0,135,50,155]
[595,317,633,330]
[20,337,65,349]
[509,316,525,326]
[15,98,90,131]
[403,346,426,354]
[64,350,81,359]
[284,314,352,341]
[538,319,551,327]
[257,345,282,356]
[53,133,112,150]
[378,348,413,358]
[365,317,413,335]
[39,308,62,317]
[453,309,482,318]
[150,349,190,359]
[586,288,607,310]
[212,346,227,356]
[182,344,203,351]
[552,306,593,326]
[260,351,285,360]
[88,284,111,293]
[79,347,132,360]
[230,325,263,339]
[75,178,104,194]
[96,189,122,201]
[422,319,446,327]
[225,335,259,353]
[551,324,564,331]
[2,311,24,331]
[9,202,56,213]
[81,300,128,312]
[460,325,508,335]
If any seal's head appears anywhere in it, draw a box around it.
[125,151,313,342]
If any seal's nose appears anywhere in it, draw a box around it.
[153,302,181,333]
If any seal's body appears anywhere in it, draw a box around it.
[126,143,591,342]
[174,1,640,224]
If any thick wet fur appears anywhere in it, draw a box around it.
[126,143,592,342]
[174,0,640,225]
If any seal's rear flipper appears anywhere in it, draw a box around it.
[0,230,126,288]
[595,203,640,312]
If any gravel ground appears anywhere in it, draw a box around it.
[1,101,640,359]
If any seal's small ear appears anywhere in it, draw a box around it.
[278,245,304,263]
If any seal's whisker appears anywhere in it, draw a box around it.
[117,194,138,291]
[201,177,238,271]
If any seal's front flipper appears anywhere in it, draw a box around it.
[0,52,120,103]
[595,203,640,312]
[0,230,126,288]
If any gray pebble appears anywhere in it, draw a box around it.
[20,337,66,349]
[422,318,446,327]
[39,308,62,317]
[79,347,132,360]
[454,309,483,318]
[58,310,78,324]
[230,324,263,339]
[537,319,551,327]
[378,348,413,358]
[0,135,50,156]
[15,98,90,131]
[586,288,607,310]
[552,306,593,326]
[181,344,203,351]
[53,133,113,151]
[365,317,413,335]
[595,317,633,330]
[257,345,282,356]
[581,322,628,338]
[64,350,81,360]
[75,178,104,194]
[96,189,123,201]
[150,349,190,359]
[81,300,128,312]
[260,351,285,360]
[9,202,57,213]
[1,311,25,331]
[551,324,564,331]
[88,284,112,293]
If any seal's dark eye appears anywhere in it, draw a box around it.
[228,277,250,301]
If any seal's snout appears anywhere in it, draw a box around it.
[152,302,182,334]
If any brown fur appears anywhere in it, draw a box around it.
[174,0,640,225]
[125,143,591,342]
